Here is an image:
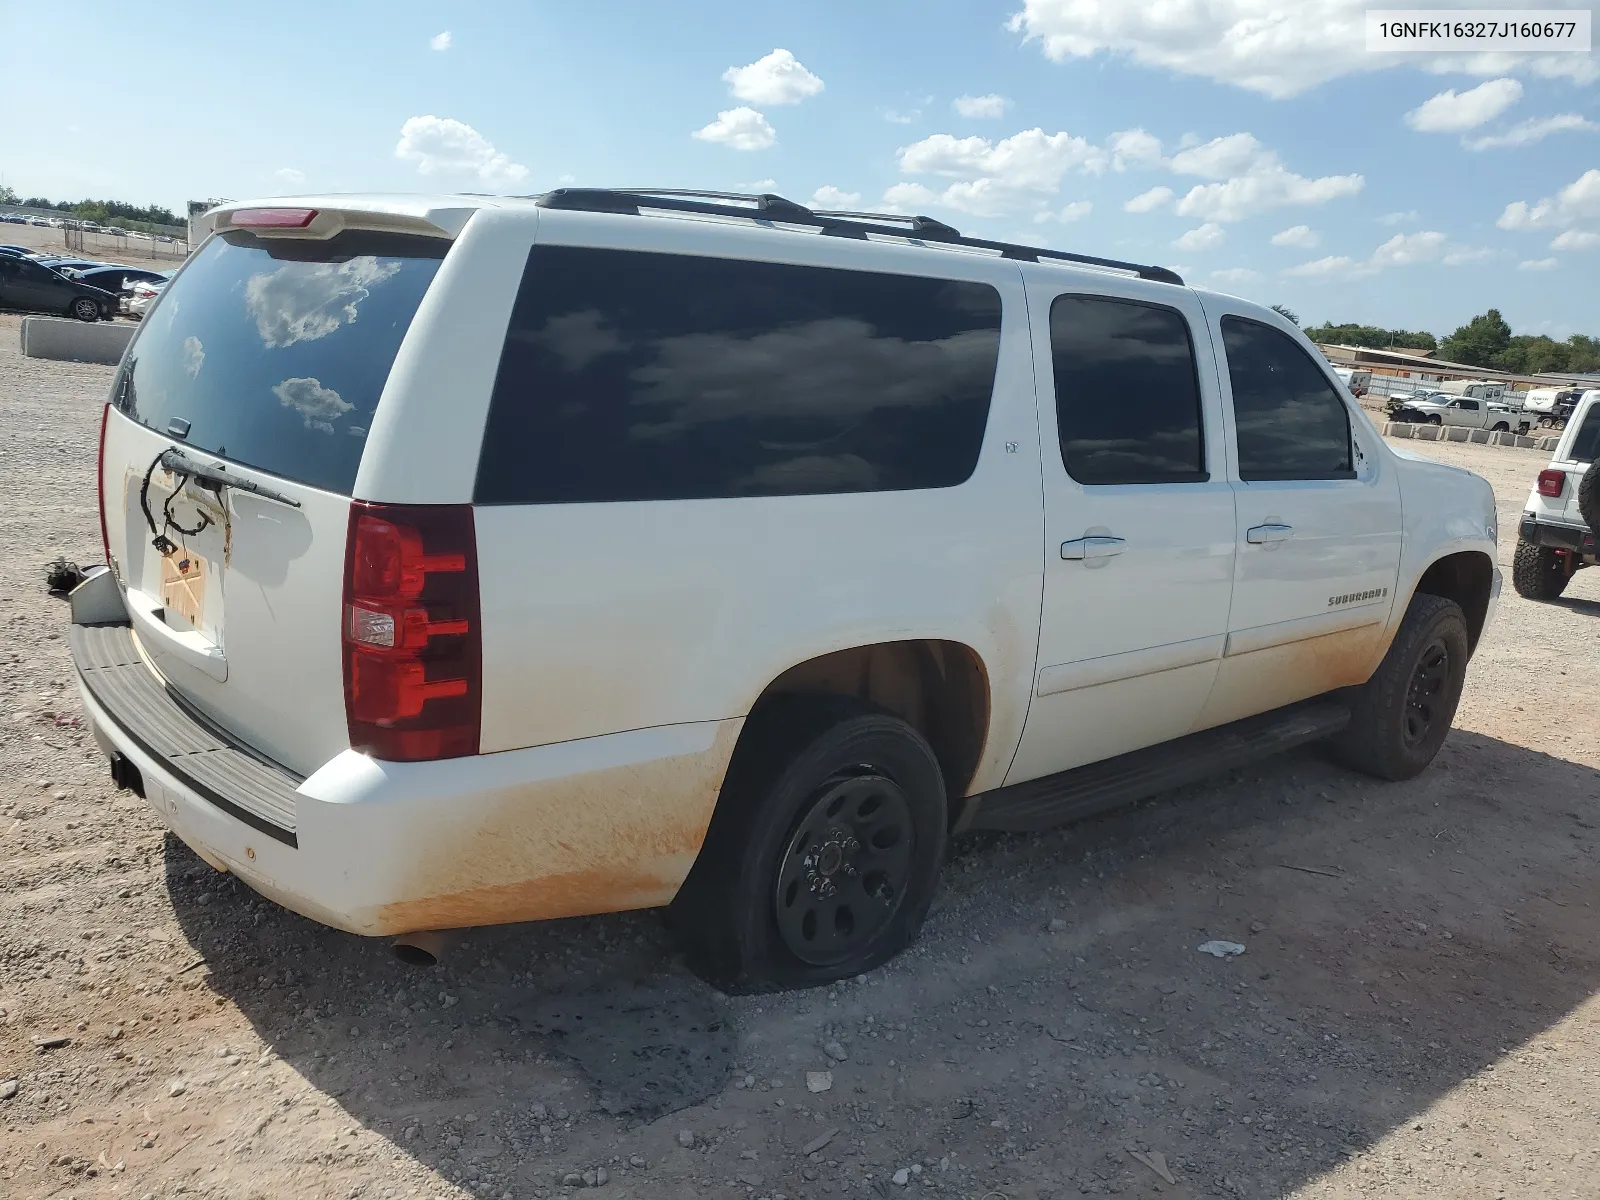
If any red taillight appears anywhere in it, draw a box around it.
[97,403,111,564]
[1538,469,1566,498]
[342,502,480,761]
[230,207,317,229]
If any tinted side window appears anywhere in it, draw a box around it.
[1221,317,1353,481]
[1050,294,1206,485]
[1459,399,1479,411]
[475,246,1002,504]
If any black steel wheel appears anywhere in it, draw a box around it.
[773,770,915,966]
[1401,637,1451,748]
[671,695,947,993]
[1331,592,1469,781]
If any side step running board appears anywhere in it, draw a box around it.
[961,699,1351,834]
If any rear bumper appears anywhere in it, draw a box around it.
[72,621,740,936]
[1519,514,1597,561]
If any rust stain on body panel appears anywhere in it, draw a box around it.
[370,721,743,935]
[1197,624,1391,732]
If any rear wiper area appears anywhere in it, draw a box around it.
[158,447,303,510]
[140,446,302,557]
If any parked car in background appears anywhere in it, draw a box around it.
[1389,393,1531,434]
[37,257,112,274]
[0,254,117,320]
[65,265,169,293]
[126,277,167,319]
[1514,390,1600,600]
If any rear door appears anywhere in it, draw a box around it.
[102,226,452,774]
[1005,277,1237,784]
[1198,307,1403,729]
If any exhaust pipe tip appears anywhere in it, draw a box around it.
[391,930,453,967]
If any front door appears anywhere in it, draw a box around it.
[1006,279,1237,786]
[1197,308,1404,729]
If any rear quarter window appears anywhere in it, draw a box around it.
[116,230,447,495]
[1569,404,1600,464]
[475,245,1004,504]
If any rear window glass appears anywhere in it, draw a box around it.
[115,230,446,495]
[475,245,1003,504]
[1570,403,1600,464]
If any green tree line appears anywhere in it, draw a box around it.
[1306,310,1599,375]
[0,184,180,228]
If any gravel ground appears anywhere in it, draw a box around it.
[2,311,1599,1200]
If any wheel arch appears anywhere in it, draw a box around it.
[1413,550,1494,652]
[744,639,992,808]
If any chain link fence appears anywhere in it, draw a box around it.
[63,225,189,263]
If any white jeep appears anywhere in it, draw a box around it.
[68,190,1501,991]
[1514,389,1600,600]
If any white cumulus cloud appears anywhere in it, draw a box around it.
[1405,79,1522,133]
[1498,168,1600,230]
[1175,223,1225,251]
[1518,258,1559,271]
[1035,200,1093,223]
[1286,255,1363,279]
[1169,133,1362,222]
[811,185,862,209]
[1271,224,1319,248]
[1379,210,1419,226]
[395,115,527,186]
[953,94,1010,119]
[723,49,823,106]
[274,167,305,187]
[1285,229,1484,279]
[893,128,1107,214]
[1552,229,1600,251]
[1464,113,1599,151]
[430,30,452,51]
[692,107,777,151]
[1007,0,1598,99]
[1108,128,1164,171]
[1123,185,1173,213]
[273,376,353,433]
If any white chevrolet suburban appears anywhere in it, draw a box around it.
[68,190,1501,992]
[1513,389,1600,600]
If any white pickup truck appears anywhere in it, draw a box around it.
[1392,392,1532,435]
[65,190,1502,991]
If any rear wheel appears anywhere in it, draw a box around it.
[69,296,100,322]
[1332,593,1468,782]
[1512,539,1574,601]
[1491,422,1509,433]
[671,696,947,993]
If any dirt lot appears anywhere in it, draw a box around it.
[2,312,1599,1200]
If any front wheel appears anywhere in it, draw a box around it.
[671,696,947,993]
[1428,415,1443,426]
[1512,540,1573,600]
[1332,593,1469,782]
[69,296,100,322]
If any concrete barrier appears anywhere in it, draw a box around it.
[1412,424,1441,441]
[1539,436,1562,451]
[1445,426,1470,442]
[1383,421,1415,438]
[1468,429,1491,444]
[20,316,135,365]
[1515,435,1537,448]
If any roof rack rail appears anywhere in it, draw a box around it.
[531,188,1183,285]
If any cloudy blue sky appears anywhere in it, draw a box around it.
[2,0,1596,336]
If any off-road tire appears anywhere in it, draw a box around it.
[670,695,946,993]
[1579,461,1600,539]
[1332,593,1469,782]
[1511,539,1573,601]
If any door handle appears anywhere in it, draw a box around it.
[1061,535,1126,561]
[1246,523,1294,545]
